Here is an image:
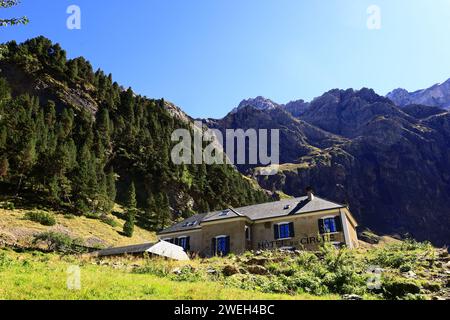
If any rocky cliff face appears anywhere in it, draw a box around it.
[209,90,450,246]
[387,78,450,110]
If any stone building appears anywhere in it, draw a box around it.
[157,191,358,256]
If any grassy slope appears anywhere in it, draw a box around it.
[0,204,448,300]
[0,205,157,248]
[0,250,337,300]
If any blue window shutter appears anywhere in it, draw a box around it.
[274,224,279,240]
[211,238,217,256]
[225,236,230,255]
[318,219,325,234]
[335,216,343,232]
[186,237,190,251]
[289,222,295,238]
[329,218,337,232]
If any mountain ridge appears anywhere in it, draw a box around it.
[387,78,450,110]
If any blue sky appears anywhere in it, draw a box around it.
[1,0,450,118]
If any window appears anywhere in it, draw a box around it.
[245,226,251,241]
[162,238,173,243]
[324,218,337,233]
[274,222,295,240]
[212,236,230,256]
[219,210,229,217]
[175,236,190,251]
[318,216,342,234]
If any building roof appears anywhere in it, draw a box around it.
[158,196,346,235]
[96,242,155,256]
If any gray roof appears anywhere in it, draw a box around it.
[96,242,155,256]
[158,196,345,235]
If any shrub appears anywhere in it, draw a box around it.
[123,211,135,237]
[170,266,203,282]
[24,210,56,226]
[32,231,84,253]
[399,264,412,273]
[0,201,15,210]
[0,251,13,270]
[85,212,100,220]
[63,214,76,220]
[133,257,176,277]
[100,215,118,227]
[281,272,328,295]
[382,275,422,299]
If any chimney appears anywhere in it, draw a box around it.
[306,186,315,201]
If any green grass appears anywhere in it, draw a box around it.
[0,204,157,248]
[0,249,338,300]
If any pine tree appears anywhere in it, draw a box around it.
[156,192,171,230]
[123,209,134,237]
[127,181,137,210]
[0,157,8,178]
[144,191,157,230]
[106,167,116,203]
[121,181,137,236]
[67,59,78,80]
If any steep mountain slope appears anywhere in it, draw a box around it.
[387,78,450,110]
[207,104,346,172]
[210,90,450,246]
[0,37,269,230]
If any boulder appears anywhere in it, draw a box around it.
[402,271,417,279]
[172,267,182,275]
[206,268,217,275]
[245,257,270,266]
[222,265,239,276]
[247,265,268,275]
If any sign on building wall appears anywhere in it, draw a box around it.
[257,233,341,250]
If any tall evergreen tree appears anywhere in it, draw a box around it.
[155,192,171,230]
[123,209,134,237]
[106,167,116,203]
[123,181,137,236]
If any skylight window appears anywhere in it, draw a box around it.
[219,210,229,217]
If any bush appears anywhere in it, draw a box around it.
[382,275,421,299]
[0,251,13,270]
[100,215,118,227]
[32,231,84,253]
[63,214,76,219]
[170,266,203,282]
[24,210,56,226]
[0,201,15,210]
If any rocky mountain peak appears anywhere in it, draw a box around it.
[386,78,450,110]
[231,96,280,114]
